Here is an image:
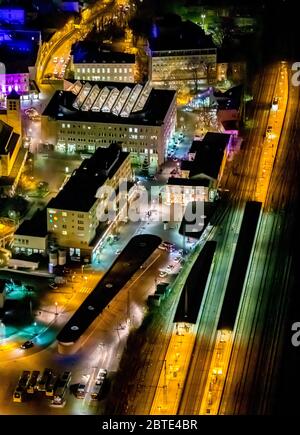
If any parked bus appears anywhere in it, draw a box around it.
[91,369,107,400]
[45,374,58,397]
[52,371,71,405]
[37,368,52,392]
[18,370,31,389]
[27,370,40,394]
[13,370,31,402]
[13,386,25,403]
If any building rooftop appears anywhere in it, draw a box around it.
[182,132,231,180]
[71,41,135,64]
[149,18,216,53]
[15,208,48,238]
[213,85,243,111]
[42,80,176,126]
[167,177,210,187]
[47,143,130,212]
[0,29,40,73]
[57,234,162,345]
[0,120,19,156]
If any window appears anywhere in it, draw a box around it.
[62,224,67,229]
[62,211,67,217]
[78,220,84,224]
[78,226,84,231]
[62,230,67,235]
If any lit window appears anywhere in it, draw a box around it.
[82,68,85,73]
[62,212,67,217]
[107,68,110,73]
[114,68,117,73]
[62,230,67,235]
[62,123,65,128]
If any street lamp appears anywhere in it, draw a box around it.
[201,14,206,27]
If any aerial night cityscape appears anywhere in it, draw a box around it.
[0,0,300,426]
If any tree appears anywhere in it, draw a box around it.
[141,155,149,175]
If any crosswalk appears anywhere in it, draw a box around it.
[78,286,92,294]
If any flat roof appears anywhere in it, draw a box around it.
[183,132,231,180]
[15,208,48,238]
[42,81,176,127]
[0,120,13,154]
[150,19,215,53]
[167,177,210,187]
[48,143,129,212]
[213,85,243,111]
[57,234,162,345]
[173,241,216,324]
[72,41,135,64]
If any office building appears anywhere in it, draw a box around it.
[71,41,136,83]
[41,80,176,168]
[148,17,217,92]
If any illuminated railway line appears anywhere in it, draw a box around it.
[200,201,262,414]
[150,241,217,415]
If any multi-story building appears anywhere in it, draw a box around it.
[165,132,232,205]
[0,29,41,101]
[71,41,136,82]
[46,143,133,261]
[41,80,176,168]
[0,90,27,194]
[149,18,217,93]
[13,209,48,257]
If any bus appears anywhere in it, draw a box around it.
[90,381,103,400]
[13,386,25,403]
[91,369,107,400]
[27,370,40,394]
[37,368,52,392]
[52,371,71,405]
[18,370,31,389]
[13,371,31,402]
[45,374,58,397]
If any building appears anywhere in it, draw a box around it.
[46,143,133,261]
[165,132,232,205]
[0,91,27,194]
[71,41,136,82]
[12,208,48,256]
[148,17,217,93]
[41,80,176,168]
[0,279,6,308]
[0,29,41,101]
